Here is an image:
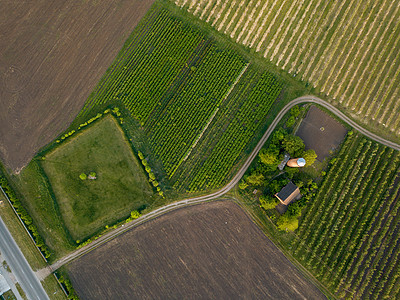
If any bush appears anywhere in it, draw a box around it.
[138,151,144,160]
[259,195,278,210]
[303,149,317,165]
[277,214,298,231]
[287,201,302,217]
[245,173,265,186]
[285,116,296,128]
[238,180,248,190]
[282,135,305,157]
[79,173,87,180]
[259,147,279,165]
[290,105,301,118]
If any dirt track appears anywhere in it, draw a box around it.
[0,0,154,172]
[67,201,326,300]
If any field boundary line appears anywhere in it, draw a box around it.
[182,63,249,163]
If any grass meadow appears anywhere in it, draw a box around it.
[41,116,153,241]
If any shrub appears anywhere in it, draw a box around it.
[277,214,298,231]
[138,151,144,160]
[245,173,265,186]
[238,180,248,190]
[79,173,87,180]
[259,195,278,210]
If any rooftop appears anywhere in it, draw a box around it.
[275,182,300,206]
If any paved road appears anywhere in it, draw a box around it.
[0,216,49,300]
[44,95,400,275]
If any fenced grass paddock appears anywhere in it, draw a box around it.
[41,116,153,241]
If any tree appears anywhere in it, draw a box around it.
[271,128,287,145]
[130,210,141,219]
[259,195,278,210]
[303,149,317,165]
[245,173,265,186]
[285,116,296,128]
[277,213,298,231]
[138,151,144,160]
[79,173,87,180]
[89,172,96,178]
[238,180,249,190]
[290,105,301,118]
[287,201,302,217]
[282,135,305,157]
[259,147,279,165]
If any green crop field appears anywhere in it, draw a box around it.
[291,133,400,299]
[41,116,153,241]
[79,5,284,193]
[175,0,400,140]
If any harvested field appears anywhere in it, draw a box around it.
[176,0,400,139]
[67,201,326,300]
[296,105,347,161]
[0,0,154,172]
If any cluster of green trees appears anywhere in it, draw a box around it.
[138,151,163,197]
[259,127,317,168]
[239,124,318,231]
[0,177,51,258]
[79,172,97,180]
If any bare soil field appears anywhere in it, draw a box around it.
[67,201,326,300]
[0,0,154,172]
[296,105,347,161]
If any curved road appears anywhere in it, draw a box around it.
[43,95,400,275]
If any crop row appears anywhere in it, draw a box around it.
[145,45,246,177]
[175,0,400,134]
[292,133,400,298]
[170,70,282,191]
[80,8,204,123]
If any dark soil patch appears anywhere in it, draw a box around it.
[0,0,155,172]
[67,201,326,300]
[296,105,347,161]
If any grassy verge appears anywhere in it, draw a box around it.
[0,190,66,300]
[0,192,45,271]
[42,275,68,300]
[15,283,27,300]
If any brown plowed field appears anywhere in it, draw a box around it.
[67,201,326,299]
[0,0,154,172]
